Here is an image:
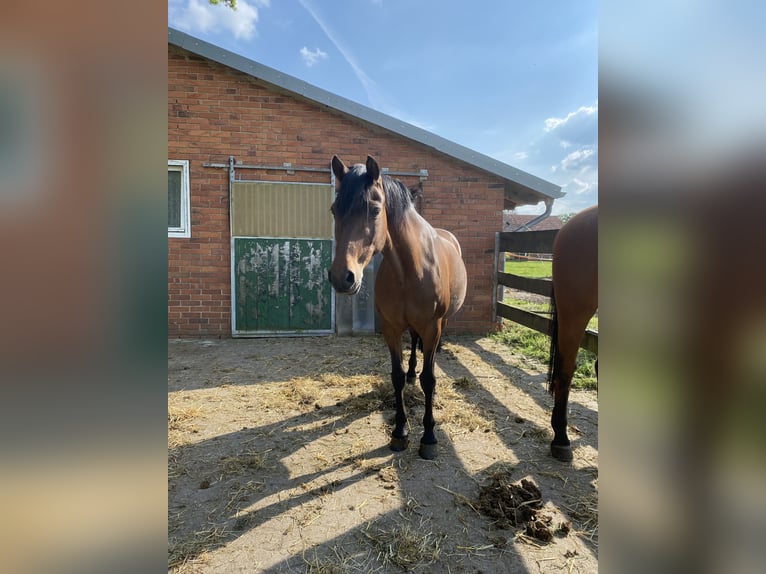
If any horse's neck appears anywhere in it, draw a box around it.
[382,210,432,279]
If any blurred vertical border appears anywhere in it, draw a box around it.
[600,2,766,573]
[0,3,167,573]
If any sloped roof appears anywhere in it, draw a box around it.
[168,27,563,207]
[503,213,564,231]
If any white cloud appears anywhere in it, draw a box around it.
[541,103,598,210]
[300,46,328,67]
[503,102,598,215]
[543,103,598,155]
[168,0,268,41]
[567,178,594,195]
[544,104,598,133]
[561,147,596,171]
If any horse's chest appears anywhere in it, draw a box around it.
[375,265,444,321]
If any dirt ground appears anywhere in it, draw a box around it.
[168,334,598,573]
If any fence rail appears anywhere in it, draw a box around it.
[493,229,598,354]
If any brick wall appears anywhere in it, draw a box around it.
[168,45,505,337]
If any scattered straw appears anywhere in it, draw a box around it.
[432,379,495,434]
[168,524,228,572]
[452,376,480,390]
[536,470,569,485]
[435,484,481,515]
[363,516,444,571]
[225,480,265,512]
[302,546,372,574]
[168,404,203,431]
[220,449,272,476]
[562,490,599,544]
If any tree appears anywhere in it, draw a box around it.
[209,0,236,9]
[558,212,576,225]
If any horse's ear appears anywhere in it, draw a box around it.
[408,183,423,200]
[331,155,348,183]
[366,155,381,182]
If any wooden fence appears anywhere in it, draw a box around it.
[493,230,598,354]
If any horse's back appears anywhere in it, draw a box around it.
[436,228,462,257]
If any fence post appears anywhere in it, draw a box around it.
[493,232,500,324]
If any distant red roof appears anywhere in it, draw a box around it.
[503,213,564,231]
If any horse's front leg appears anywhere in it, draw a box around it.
[418,328,442,460]
[406,329,419,384]
[383,329,409,451]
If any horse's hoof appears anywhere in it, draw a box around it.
[390,436,409,452]
[418,442,438,460]
[551,443,573,462]
[406,374,417,385]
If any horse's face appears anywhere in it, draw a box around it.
[328,155,388,295]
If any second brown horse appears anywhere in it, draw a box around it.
[328,155,467,459]
[548,205,598,462]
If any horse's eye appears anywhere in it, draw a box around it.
[370,207,381,218]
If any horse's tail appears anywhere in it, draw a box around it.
[547,287,559,395]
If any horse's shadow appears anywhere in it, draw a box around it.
[436,335,598,457]
[169,389,391,566]
[182,403,544,574]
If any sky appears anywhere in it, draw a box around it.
[168,0,598,215]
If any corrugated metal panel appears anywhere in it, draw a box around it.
[232,182,333,238]
[334,253,381,335]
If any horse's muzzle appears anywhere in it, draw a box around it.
[327,268,361,295]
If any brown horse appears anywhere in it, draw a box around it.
[328,155,467,459]
[548,205,598,461]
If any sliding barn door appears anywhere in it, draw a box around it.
[231,182,334,335]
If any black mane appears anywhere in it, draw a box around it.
[335,164,413,227]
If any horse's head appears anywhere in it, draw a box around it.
[328,155,388,295]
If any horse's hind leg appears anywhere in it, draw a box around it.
[383,326,409,451]
[550,366,574,461]
[407,329,419,384]
[550,313,591,462]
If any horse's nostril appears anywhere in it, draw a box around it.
[345,270,355,285]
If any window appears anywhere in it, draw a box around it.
[168,159,190,237]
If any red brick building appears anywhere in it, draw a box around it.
[168,28,561,338]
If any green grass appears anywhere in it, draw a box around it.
[503,296,548,314]
[498,258,597,390]
[504,259,552,278]
[490,322,597,390]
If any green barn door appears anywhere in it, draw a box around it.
[234,238,332,332]
[231,182,334,335]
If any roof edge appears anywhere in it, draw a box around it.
[168,27,563,200]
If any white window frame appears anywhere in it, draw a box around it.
[168,159,191,238]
